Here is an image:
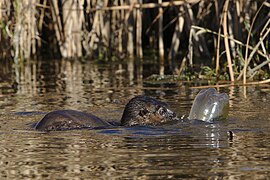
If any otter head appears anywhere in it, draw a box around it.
[120,96,179,126]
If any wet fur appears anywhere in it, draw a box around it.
[35,96,178,131]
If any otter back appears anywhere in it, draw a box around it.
[35,110,112,131]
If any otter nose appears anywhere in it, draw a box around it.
[167,109,179,121]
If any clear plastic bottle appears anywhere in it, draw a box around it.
[188,88,229,122]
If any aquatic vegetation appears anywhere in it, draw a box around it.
[0,0,269,83]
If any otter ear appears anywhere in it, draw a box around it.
[139,108,149,117]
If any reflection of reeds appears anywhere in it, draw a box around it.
[0,1,269,82]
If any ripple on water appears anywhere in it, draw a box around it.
[1,60,270,179]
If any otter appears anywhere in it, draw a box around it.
[34,88,230,131]
[34,95,178,131]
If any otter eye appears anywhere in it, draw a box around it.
[158,108,167,116]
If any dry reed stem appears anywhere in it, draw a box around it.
[259,19,270,71]
[192,23,270,82]
[88,3,101,55]
[145,7,163,35]
[63,1,72,57]
[215,27,222,74]
[248,18,270,76]
[158,0,164,76]
[53,0,84,58]
[242,1,265,84]
[118,0,124,55]
[0,1,12,58]
[168,6,184,71]
[87,0,109,57]
[136,0,143,59]
[1,0,268,77]
[37,0,46,48]
[192,26,268,60]
[0,2,2,20]
[178,56,187,75]
[67,0,84,57]
[50,1,65,56]
[39,1,199,12]
[12,0,37,62]
[238,20,270,80]
[100,0,110,49]
[191,78,270,89]
[227,10,236,59]
[41,1,200,10]
[188,27,194,66]
[214,0,222,75]
[126,0,136,58]
[188,27,210,66]
[223,0,234,81]
[185,3,210,58]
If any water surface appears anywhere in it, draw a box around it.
[1,60,270,179]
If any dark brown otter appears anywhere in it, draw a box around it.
[34,110,112,131]
[34,95,178,131]
[121,95,178,126]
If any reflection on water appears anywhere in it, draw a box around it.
[1,59,270,179]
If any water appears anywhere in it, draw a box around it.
[1,59,270,179]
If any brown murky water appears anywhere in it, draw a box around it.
[1,59,270,179]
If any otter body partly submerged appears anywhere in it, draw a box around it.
[34,110,113,131]
[34,88,229,131]
[34,95,178,131]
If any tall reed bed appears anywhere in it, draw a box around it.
[0,0,269,83]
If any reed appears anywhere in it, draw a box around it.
[158,0,164,76]
[136,0,143,59]
[222,0,234,81]
[0,0,269,82]
[11,0,37,63]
